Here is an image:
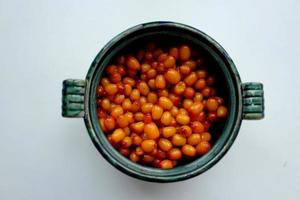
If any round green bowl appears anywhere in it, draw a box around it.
[62,22,264,182]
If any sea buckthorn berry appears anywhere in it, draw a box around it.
[103,116,115,131]
[141,139,157,153]
[179,45,191,61]
[101,98,111,111]
[151,61,158,68]
[117,65,126,76]
[207,112,218,122]
[169,47,179,59]
[184,72,197,86]
[114,94,125,104]
[180,125,192,137]
[170,118,177,126]
[141,103,153,113]
[116,82,125,93]
[207,98,219,111]
[127,56,140,70]
[145,52,153,61]
[195,79,206,90]
[161,111,172,126]
[97,110,107,118]
[179,65,191,75]
[183,99,193,109]
[159,159,173,169]
[158,89,169,97]
[123,127,130,135]
[151,105,163,120]
[144,122,160,139]
[104,84,118,96]
[99,118,108,132]
[139,96,147,105]
[158,53,168,62]
[121,136,132,148]
[172,134,186,146]
[165,69,181,84]
[196,141,211,155]
[188,134,201,145]
[178,108,188,115]
[137,81,149,96]
[202,87,211,97]
[124,112,134,123]
[137,50,145,61]
[217,105,228,118]
[124,84,132,96]
[119,148,130,157]
[156,150,167,159]
[194,92,203,102]
[147,92,158,104]
[201,132,212,142]
[129,152,140,162]
[134,112,144,121]
[170,106,179,117]
[188,102,204,116]
[127,69,137,77]
[106,65,118,74]
[158,138,173,152]
[116,115,129,128]
[110,72,122,83]
[131,134,142,146]
[130,122,144,134]
[148,79,156,89]
[173,81,186,95]
[168,148,182,160]
[162,127,176,138]
[123,77,135,87]
[142,155,155,164]
[196,70,207,79]
[168,94,180,106]
[176,114,190,125]
[191,121,205,133]
[101,77,110,86]
[182,145,196,157]
[215,97,224,105]
[111,106,124,118]
[130,89,140,101]
[147,68,157,79]
[97,85,106,96]
[135,146,144,156]
[144,113,153,124]
[111,128,126,143]
[164,56,176,68]
[184,60,196,69]
[158,97,173,110]
[155,75,166,89]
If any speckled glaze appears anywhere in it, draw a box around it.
[61,22,264,182]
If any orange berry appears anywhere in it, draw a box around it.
[144,122,160,139]
[151,105,163,120]
[176,114,190,125]
[196,141,211,155]
[127,56,140,70]
[159,159,173,169]
[188,134,201,145]
[162,127,176,138]
[217,105,228,118]
[182,145,196,157]
[158,97,173,110]
[172,134,186,146]
[165,69,181,84]
[111,128,126,143]
[201,132,212,142]
[155,75,166,89]
[158,138,173,152]
[179,45,191,61]
[161,111,172,126]
[191,121,205,133]
[163,56,176,68]
[168,148,182,160]
[141,139,157,153]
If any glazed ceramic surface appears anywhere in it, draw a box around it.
[62,22,264,182]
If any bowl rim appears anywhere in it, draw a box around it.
[83,21,243,182]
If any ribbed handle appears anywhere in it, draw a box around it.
[242,82,264,120]
[62,79,86,118]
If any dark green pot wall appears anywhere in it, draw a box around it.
[61,22,264,182]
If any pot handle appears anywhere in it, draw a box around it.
[242,82,264,120]
[62,79,86,118]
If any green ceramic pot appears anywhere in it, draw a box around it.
[61,22,264,182]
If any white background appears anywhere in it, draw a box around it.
[1,0,300,199]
